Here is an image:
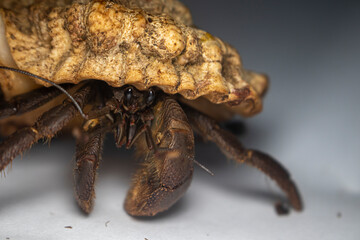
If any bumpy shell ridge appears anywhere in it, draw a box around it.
[0,0,268,116]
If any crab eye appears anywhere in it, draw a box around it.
[125,87,133,102]
[147,88,155,104]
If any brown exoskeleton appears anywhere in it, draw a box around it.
[0,71,302,216]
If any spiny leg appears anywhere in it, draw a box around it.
[0,84,94,171]
[184,106,303,211]
[0,84,73,119]
[124,97,194,216]
[74,121,107,214]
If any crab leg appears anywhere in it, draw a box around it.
[0,84,73,119]
[124,97,194,216]
[73,99,114,214]
[74,123,106,214]
[184,106,303,211]
[0,84,93,172]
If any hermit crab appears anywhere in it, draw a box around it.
[0,0,302,216]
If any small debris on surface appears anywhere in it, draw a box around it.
[105,220,110,227]
[6,237,10,240]
[275,202,290,216]
[337,212,342,218]
[64,226,73,229]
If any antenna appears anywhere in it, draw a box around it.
[0,66,88,119]
[194,159,214,176]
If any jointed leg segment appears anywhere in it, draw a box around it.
[184,105,303,211]
[0,84,94,172]
[74,123,106,213]
[0,84,73,119]
[73,100,115,214]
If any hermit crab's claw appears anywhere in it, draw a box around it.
[124,97,194,216]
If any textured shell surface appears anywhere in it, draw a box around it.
[0,0,268,117]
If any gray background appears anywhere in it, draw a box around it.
[1,0,359,239]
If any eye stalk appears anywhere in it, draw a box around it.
[147,88,155,105]
[121,86,155,112]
